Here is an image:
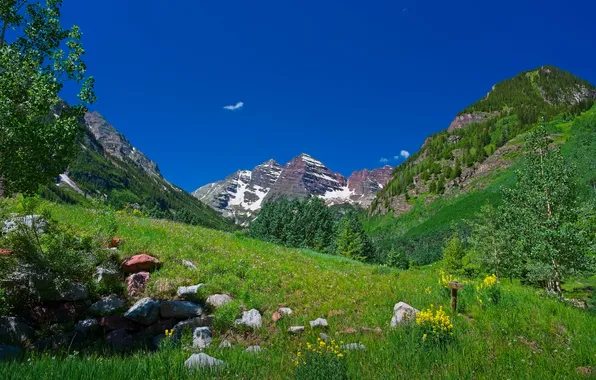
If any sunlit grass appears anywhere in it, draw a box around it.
[1,203,594,379]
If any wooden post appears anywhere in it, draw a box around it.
[448,281,463,313]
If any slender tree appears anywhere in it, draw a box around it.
[0,0,95,197]
[498,126,592,295]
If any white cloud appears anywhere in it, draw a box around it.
[223,101,244,111]
[379,157,389,163]
[400,150,410,159]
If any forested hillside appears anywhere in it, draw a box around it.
[42,119,235,232]
[372,66,595,217]
[366,67,596,266]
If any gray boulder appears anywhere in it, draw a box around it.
[218,339,233,349]
[390,302,419,327]
[288,326,305,334]
[177,284,204,301]
[234,309,262,329]
[172,315,213,341]
[160,301,203,319]
[278,307,293,316]
[0,317,35,347]
[2,215,47,235]
[184,353,226,370]
[0,345,21,361]
[89,295,127,316]
[309,318,328,328]
[73,319,100,338]
[192,327,212,350]
[206,294,233,309]
[319,333,331,341]
[182,260,198,270]
[124,298,160,325]
[245,345,262,353]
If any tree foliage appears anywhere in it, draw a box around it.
[0,0,96,196]
[250,198,335,253]
[475,126,594,295]
[335,211,374,262]
[250,198,375,261]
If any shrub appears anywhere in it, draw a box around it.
[415,305,454,346]
[0,197,112,308]
[295,338,348,380]
[443,233,465,274]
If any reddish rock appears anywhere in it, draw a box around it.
[338,327,357,334]
[100,316,142,332]
[271,312,282,322]
[126,272,150,296]
[0,248,13,256]
[121,254,161,273]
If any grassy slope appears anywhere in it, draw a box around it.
[1,203,594,379]
[366,106,596,266]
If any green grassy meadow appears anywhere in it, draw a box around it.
[1,203,594,379]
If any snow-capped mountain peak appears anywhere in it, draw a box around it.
[192,154,392,225]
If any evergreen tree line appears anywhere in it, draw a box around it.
[249,197,378,262]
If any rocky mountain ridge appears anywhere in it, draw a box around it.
[192,154,392,224]
[50,111,234,231]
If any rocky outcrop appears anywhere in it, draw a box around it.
[84,112,162,179]
[448,112,497,132]
[265,154,348,202]
[339,166,393,207]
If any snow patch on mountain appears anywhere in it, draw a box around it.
[57,174,84,194]
[322,186,355,205]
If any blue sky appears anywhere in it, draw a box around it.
[60,0,596,192]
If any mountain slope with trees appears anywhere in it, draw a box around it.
[42,112,235,231]
[365,67,596,268]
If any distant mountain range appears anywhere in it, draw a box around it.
[192,154,393,225]
[45,65,596,232]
